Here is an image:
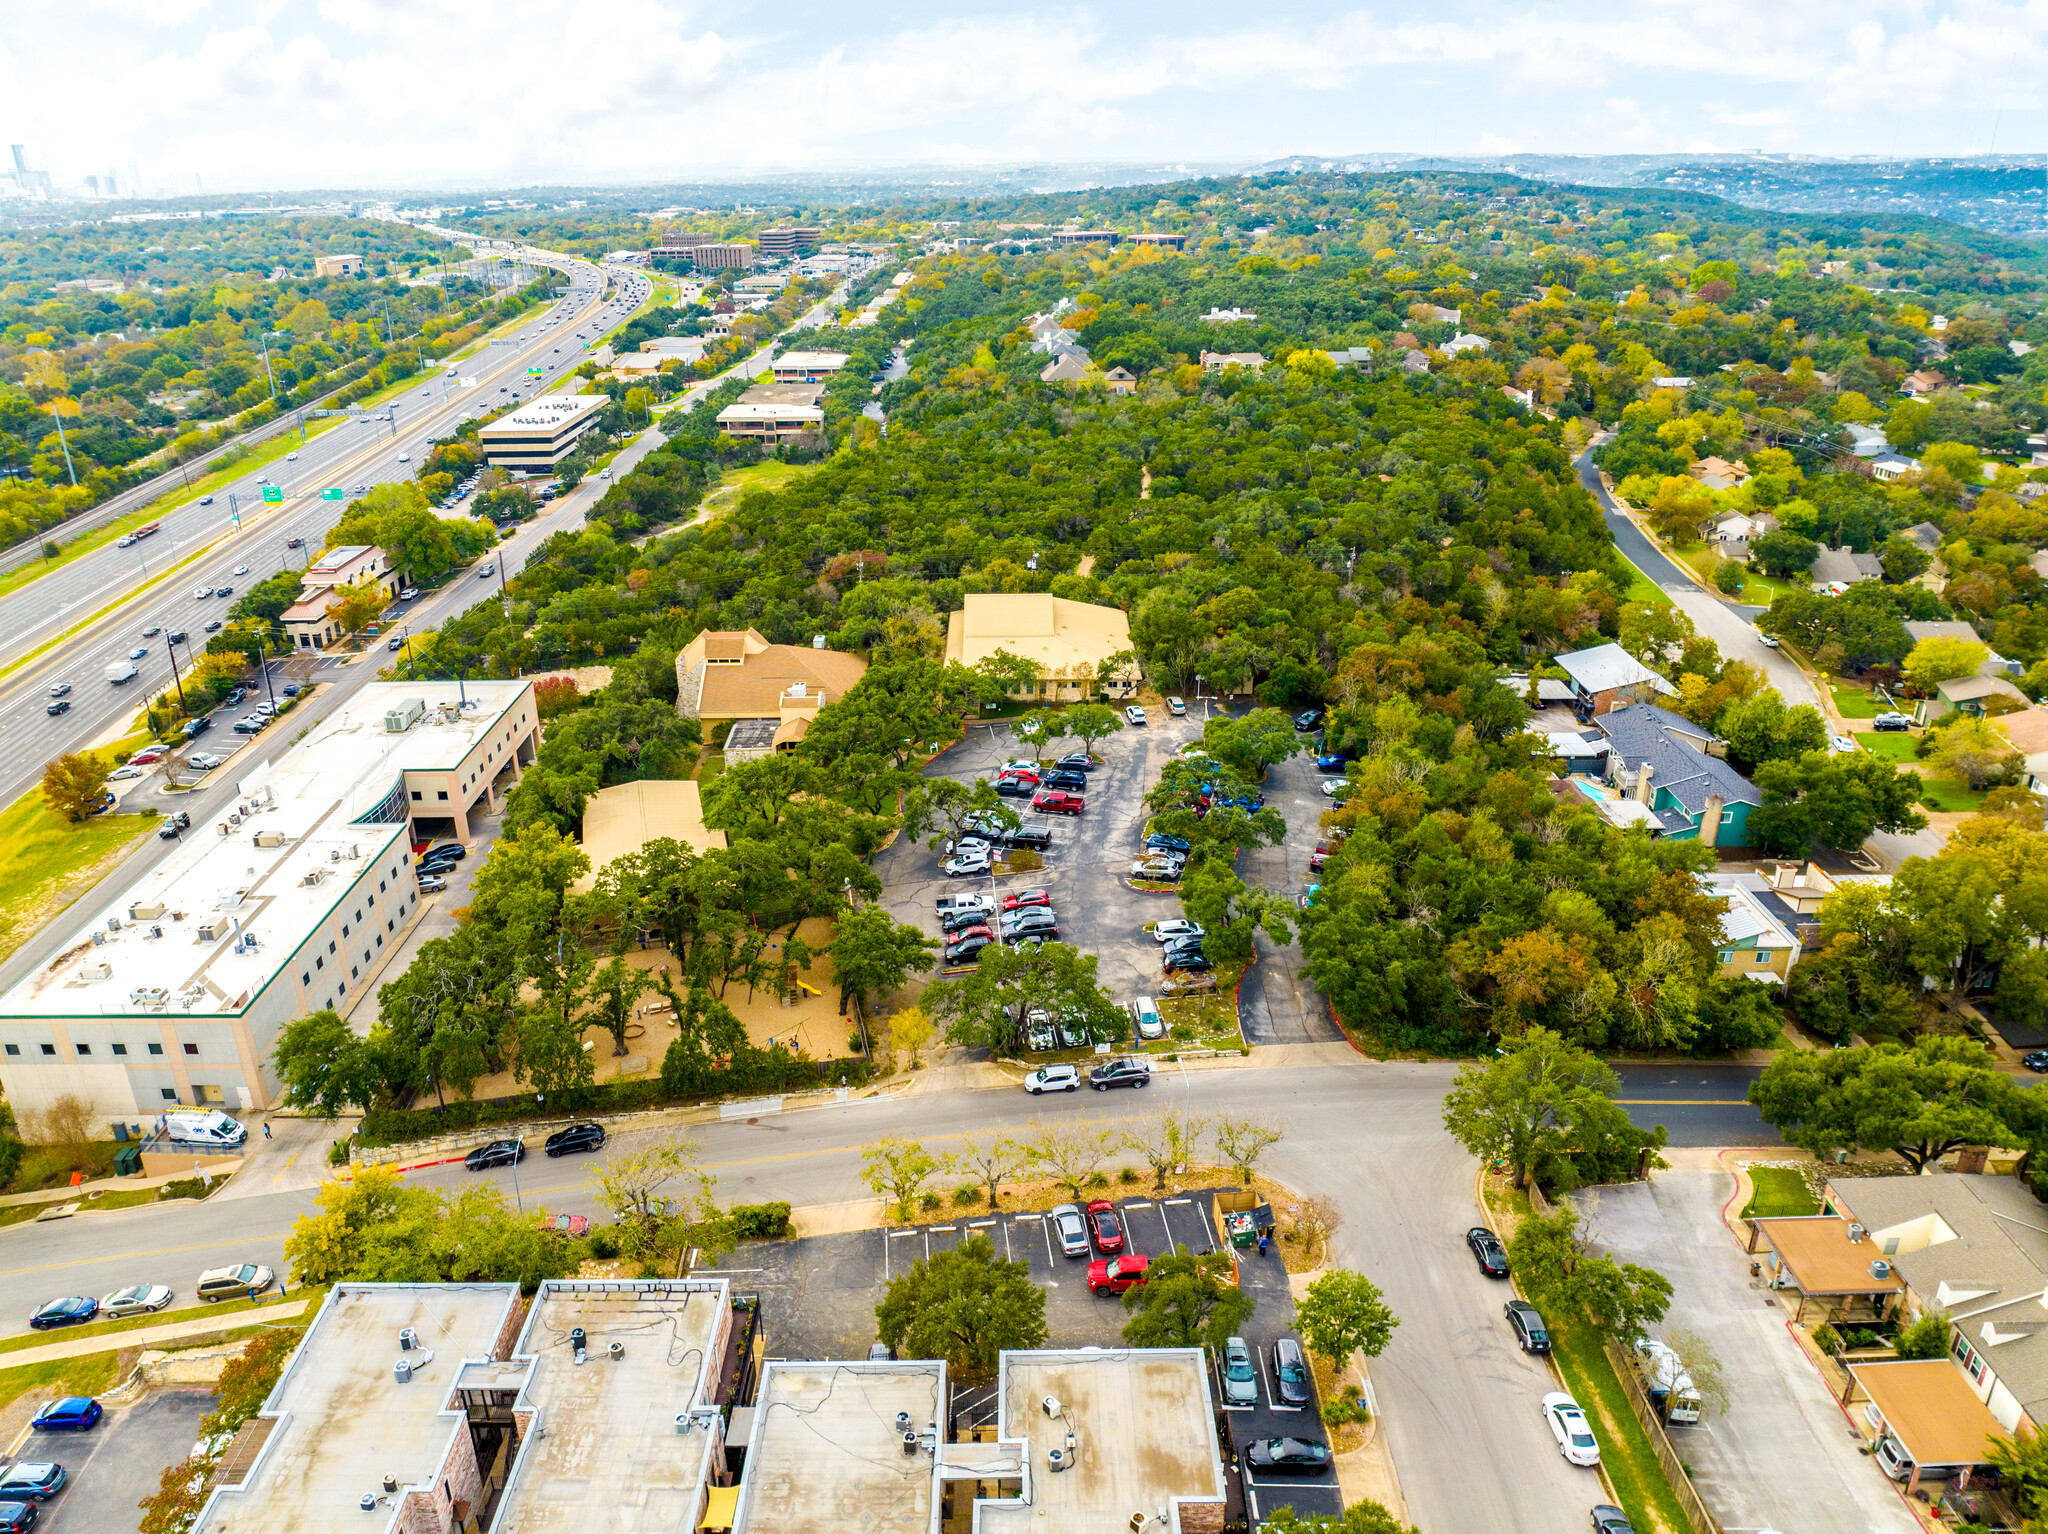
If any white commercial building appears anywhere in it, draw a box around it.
[768,349,849,382]
[714,400,824,443]
[0,681,538,1131]
[477,393,606,472]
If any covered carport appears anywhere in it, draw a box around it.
[1747,1214,1905,1325]
[1846,1359,2009,1501]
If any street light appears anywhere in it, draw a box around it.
[257,329,290,400]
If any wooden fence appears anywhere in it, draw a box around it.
[1604,1339,1721,1534]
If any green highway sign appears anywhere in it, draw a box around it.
[322,488,346,501]
[261,486,284,504]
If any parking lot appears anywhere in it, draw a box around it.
[708,1184,1340,1517]
[29,1387,215,1534]
[874,705,1340,1050]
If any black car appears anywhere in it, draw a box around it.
[1146,833,1190,854]
[944,937,993,965]
[544,1123,606,1157]
[1163,948,1210,974]
[994,777,1034,798]
[1089,1058,1152,1091]
[44,700,68,716]
[28,1297,96,1331]
[999,827,1053,851]
[0,1499,36,1532]
[941,907,991,934]
[1273,1337,1312,1408]
[1467,1226,1509,1278]
[1505,1299,1551,1353]
[167,630,187,645]
[1872,712,1914,732]
[464,1139,525,1171]
[1040,769,1087,792]
[1294,709,1324,732]
[0,1463,65,1502]
[158,811,192,840]
[1054,752,1096,772]
[2024,1051,2048,1074]
[1244,1437,1331,1476]
[1591,1506,1635,1534]
[183,716,211,737]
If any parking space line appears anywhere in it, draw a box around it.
[1260,1344,1276,1407]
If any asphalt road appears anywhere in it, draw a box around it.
[1611,1063,1776,1147]
[0,252,645,810]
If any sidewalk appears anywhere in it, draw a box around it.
[0,1296,312,1370]
[0,1162,243,1210]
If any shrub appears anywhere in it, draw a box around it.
[1119,1166,1140,1185]
[1322,1386,1371,1426]
[954,1185,981,1206]
[327,1137,352,1167]
[1811,1323,1841,1355]
[1086,1170,1108,1188]
[160,1176,213,1201]
[919,1190,943,1211]
[728,1202,793,1240]
[588,1229,620,1260]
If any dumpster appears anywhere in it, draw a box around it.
[1213,1189,1276,1251]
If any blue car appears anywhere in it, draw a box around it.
[30,1398,100,1432]
[28,1298,96,1331]
[1314,754,1350,772]
[0,1462,66,1501]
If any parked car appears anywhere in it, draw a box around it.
[421,842,468,864]
[1132,857,1185,881]
[1087,1253,1150,1295]
[1085,1200,1124,1253]
[1873,712,1913,731]
[1040,769,1087,792]
[941,907,992,934]
[1273,1337,1312,1408]
[1543,1392,1601,1466]
[1032,790,1084,815]
[1002,889,1052,912]
[196,1264,273,1302]
[1221,1336,1258,1405]
[1162,949,1210,974]
[417,875,448,894]
[1130,996,1165,1041]
[29,1399,100,1433]
[994,777,1034,798]
[0,1463,66,1502]
[1146,833,1191,854]
[1024,1065,1080,1094]
[27,1298,96,1331]
[1313,753,1351,772]
[0,1499,34,1530]
[1000,908,1059,934]
[1467,1226,1510,1278]
[2024,1051,2048,1074]
[1591,1507,1635,1534]
[1244,1438,1331,1476]
[1051,1203,1090,1257]
[943,935,993,964]
[1125,705,1147,725]
[1320,779,1351,799]
[1167,697,1186,715]
[1054,752,1096,772]
[99,1283,173,1319]
[1294,709,1324,731]
[464,1139,525,1171]
[544,1123,606,1157]
[187,753,221,770]
[1505,1299,1551,1354]
[998,827,1053,851]
[936,892,996,916]
[1153,919,1203,945]
[944,924,995,947]
[942,853,992,877]
[182,716,211,738]
[1090,1058,1152,1091]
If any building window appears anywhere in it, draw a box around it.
[437,791,448,801]
[148,1042,163,1056]
[75,1044,89,1056]
[161,1088,177,1102]
[2,1045,15,1057]
[40,1044,54,1056]
[342,926,349,939]
[351,965,359,979]
[411,791,422,801]
[328,942,337,955]
[1717,950,1733,964]
[184,1043,198,1056]
[112,1043,127,1056]
[1755,949,1771,963]
[303,972,311,986]
[316,956,324,970]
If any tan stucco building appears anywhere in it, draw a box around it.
[572,780,727,893]
[674,629,868,754]
[281,544,404,651]
[943,593,1140,700]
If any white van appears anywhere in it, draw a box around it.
[156,1110,247,1148]
[1131,996,1165,1041]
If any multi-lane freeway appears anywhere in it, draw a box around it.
[0,247,651,809]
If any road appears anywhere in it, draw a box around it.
[0,249,651,810]
[0,1058,1657,1534]
[1574,447,1822,711]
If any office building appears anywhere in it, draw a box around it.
[281,545,405,652]
[755,227,822,261]
[768,349,849,382]
[477,394,607,471]
[314,253,364,279]
[687,244,756,272]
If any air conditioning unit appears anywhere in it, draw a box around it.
[129,901,166,921]
[254,832,285,848]
[197,919,228,942]
[1847,1223,1867,1244]
[76,961,112,982]
[1871,1259,1893,1281]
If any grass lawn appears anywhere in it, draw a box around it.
[0,1349,122,1416]
[1853,731,1919,763]
[696,751,726,784]
[1550,1320,1693,1534]
[1618,558,1672,609]
[0,784,154,962]
[718,460,816,498]
[0,1287,315,1358]
[1831,682,1881,719]
[1741,1166,1821,1220]
[1918,777,1989,813]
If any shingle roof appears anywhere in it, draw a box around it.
[1810,546,1884,583]
[1553,643,1679,699]
[1904,620,1983,646]
[1594,706,1762,814]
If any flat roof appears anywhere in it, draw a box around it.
[715,401,823,423]
[493,1281,729,1533]
[195,1283,521,1534]
[478,393,606,439]
[1852,1359,2007,1466]
[771,350,849,370]
[979,1350,1223,1534]
[573,780,726,893]
[732,1361,947,1534]
[1752,1216,1906,1296]
[0,681,530,1020]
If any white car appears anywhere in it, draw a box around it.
[1125,705,1146,725]
[1758,633,1779,648]
[187,753,221,770]
[418,874,448,893]
[1321,779,1350,798]
[232,565,248,576]
[108,766,141,781]
[286,452,298,461]
[942,853,991,877]
[1050,1203,1090,1256]
[1024,1064,1080,1094]
[1153,919,1205,945]
[1542,1392,1600,1466]
[100,1282,174,1318]
[193,586,212,599]
[1829,735,1858,754]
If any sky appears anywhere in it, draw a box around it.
[7,0,2048,193]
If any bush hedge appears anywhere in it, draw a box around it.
[728,1202,792,1240]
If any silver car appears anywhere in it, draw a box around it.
[1051,1203,1090,1257]
[1222,1335,1258,1406]
[101,1282,174,1318]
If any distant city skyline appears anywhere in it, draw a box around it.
[5,0,2048,193]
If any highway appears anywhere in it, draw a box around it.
[0,248,650,810]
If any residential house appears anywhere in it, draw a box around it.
[1650,375,1696,389]
[1712,510,1777,563]
[1690,455,1750,491]
[1903,521,1947,554]
[1103,366,1137,395]
[1810,545,1884,589]
[943,593,1141,700]
[1590,704,1762,846]
[1997,708,2048,797]
[1552,642,1680,718]
[1902,369,1950,396]
[1870,451,1922,483]
[1419,304,1461,323]
[1502,385,1535,408]
[1202,307,1257,324]
[1039,353,1094,385]
[1914,673,2029,726]
[280,545,404,651]
[1904,620,2022,678]
[1199,350,1266,372]
[1395,349,1432,375]
[1538,730,1610,776]
[1325,346,1379,370]
[673,630,868,757]
[1440,333,1490,356]
[1701,872,1802,981]
[1843,423,1891,457]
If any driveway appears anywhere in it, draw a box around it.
[33,1387,215,1534]
[1570,1173,1916,1534]
[1237,740,1345,1046]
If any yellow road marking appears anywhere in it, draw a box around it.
[1612,1099,1750,1106]
[0,1232,294,1279]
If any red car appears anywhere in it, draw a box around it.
[1002,888,1053,912]
[998,767,1041,786]
[1086,1199,1124,1253]
[947,923,995,945]
[1087,1253,1150,1294]
[1033,790,1084,815]
[537,1213,588,1237]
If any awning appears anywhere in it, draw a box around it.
[1850,1359,2008,1466]
[698,1484,741,1532]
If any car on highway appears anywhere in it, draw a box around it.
[1543,1392,1600,1465]
[168,630,186,645]
[1467,1226,1510,1277]
[1243,1438,1331,1476]
[29,1398,100,1433]
[197,1264,274,1302]
[544,1123,606,1157]
[286,452,298,461]
[1505,1299,1551,1353]
[28,1297,97,1331]
[478,564,496,578]
[1273,1337,1312,1407]
[47,682,69,697]
[1024,1064,1080,1094]
[100,1283,174,1319]
[232,565,248,576]
[44,700,68,716]
[205,620,222,632]
[1221,1335,1258,1405]
[193,586,211,598]
[158,812,191,839]
[1050,1203,1090,1257]
[1085,1200,1124,1253]
[0,1461,66,1503]
[464,1139,525,1171]
[199,495,213,505]
[142,626,162,638]
[286,536,304,548]
[214,586,232,597]
[127,646,147,660]
[1087,1253,1150,1295]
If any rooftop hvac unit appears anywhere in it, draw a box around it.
[129,901,166,922]
[1871,1259,1893,1281]
[1041,1396,1063,1420]
[1048,1447,1070,1473]
[813,634,827,648]
[197,919,228,942]
[254,832,285,848]
[107,917,121,932]
[90,931,104,947]
[385,698,426,733]
[1848,1223,1867,1244]
[77,961,112,982]
[394,1358,413,1383]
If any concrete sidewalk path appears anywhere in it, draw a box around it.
[0,1296,312,1371]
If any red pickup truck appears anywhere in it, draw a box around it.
[1088,1254,1150,1295]
[1032,790,1085,815]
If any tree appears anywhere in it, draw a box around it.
[1929,716,2021,791]
[1120,1246,1253,1352]
[1292,1194,1342,1267]
[1294,1269,1400,1366]
[831,906,939,1014]
[272,1009,381,1116]
[1441,1029,1620,1191]
[1259,1502,1421,1534]
[875,1234,1047,1379]
[1663,1328,1729,1415]
[1212,1114,1284,1185]
[1716,690,1827,771]
[41,752,110,822]
[862,1136,945,1220]
[1748,1036,2021,1172]
[1023,1119,1119,1200]
[1748,750,1928,855]
[954,1131,1026,1210]
[972,648,1044,703]
[1063,702,1125,757]
[1201,707,1304,781]
[1905,636,1991,692]
[886,1003,936,1070]
[1894,1311,1951,1360]
[1124,1111,1206,1193]
[326,579,388,640]
[1991,1426,2048,1523]
[1508,1209,1673,1340]
[591,1135,707,1227]
[1749,530,1820,579]
[284,1164,438,1285]
[925,941,1126,1053]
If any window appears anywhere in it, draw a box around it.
[40,1044,54,1056]
[2,1045,15,1057]
[437,791,448,801]
[328,941,337,954]
[75,1044,90,1056]
[161,1088,177,1102]
[1755,949,1771,963]
[410,791,422,801]
[316,956,324,970]
[148,1042,163,1056]
[351,965,360,979]
[112,1043,127,1056]
[342,925,350,939]
[1717,949,1733,964]
[184,1043,198,1056]
[302,972,311,986]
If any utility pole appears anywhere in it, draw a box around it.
[163,626,189,712]
[48,405,77,486]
